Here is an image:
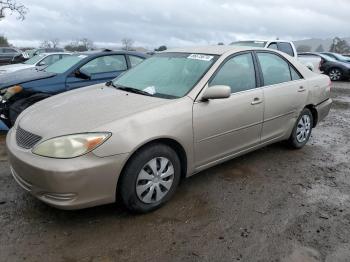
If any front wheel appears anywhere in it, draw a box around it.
[288,108,313,149]
[328,68,343,81]
[119,143,181,213]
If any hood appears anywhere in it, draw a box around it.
[0,64,34,75]
[17,84,171,138]
[0,68,56,89]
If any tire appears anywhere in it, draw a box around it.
[328,67,343,81]
[288,108,313,149]
[119,143,181,213]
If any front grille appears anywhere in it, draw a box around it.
[16,126,42,149]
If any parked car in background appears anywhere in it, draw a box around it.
[321,52,350,63]
[0,50,148,129]
[25,48,65,58]
[0,53,71,75]
[7,46,332,212]
[0,47,28,65]
[231,40,318,71]
[299,52,350,81]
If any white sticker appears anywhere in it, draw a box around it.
[187,54,214,61]
[143,86,156,95]
[254,41,265,44]
[78,55,88,58]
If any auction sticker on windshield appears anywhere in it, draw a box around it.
[188,54,214,61]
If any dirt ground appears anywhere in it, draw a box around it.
[0,82,349,262]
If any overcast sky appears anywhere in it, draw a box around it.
[1,0,350,49]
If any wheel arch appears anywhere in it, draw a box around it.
[116,137,188,198]
[305,104,318,127]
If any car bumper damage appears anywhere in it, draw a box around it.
[6,128,129,210]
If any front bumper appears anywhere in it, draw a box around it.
[316,98,332,124]
[6,128,129,210]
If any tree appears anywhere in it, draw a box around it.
[80,38,94,50]
[315,44,324,52]
[296,45,312,53]
[0,0,27,20]
[40,39,60,48]
[154,45,167,51]
[0,35,9,47]
[329,37,350,54]
[64,38,94,52]
[217,42,224,45]
[121,38,134,51]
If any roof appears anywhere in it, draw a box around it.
[76,49,148,58]
[164,45,262,55]
[40,52,71,56]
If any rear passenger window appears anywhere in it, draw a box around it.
[278,42,295,57]
[257,52,292,86]
[209,53,256,93]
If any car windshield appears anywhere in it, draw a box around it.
[113,53,217,99]
[23,54,46,65]
[44,55,86,74]
[231,41,267,48]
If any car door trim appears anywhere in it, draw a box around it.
[197,120,263,143]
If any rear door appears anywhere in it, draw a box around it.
[193,52,264,167]
[255,51,307,143]
[65,54,128,90]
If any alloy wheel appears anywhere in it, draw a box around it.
[136,157,174,204]
[329,68,342,81]
[296,115,311,143]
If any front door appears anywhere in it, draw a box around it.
[66,54,128,90]
[193,52,264,168]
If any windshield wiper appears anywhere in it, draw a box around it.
[110,83,154,97]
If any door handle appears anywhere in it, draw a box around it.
[298,86,306,92]
[251,97,263,105]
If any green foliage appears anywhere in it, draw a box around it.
[296,45,312,53]
[0,35,9,47]
[315,44,324,52]
[154,45,167,51]
[329,37,350,54]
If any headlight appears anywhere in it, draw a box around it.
[32,133,111,158]
[3,85,23,100]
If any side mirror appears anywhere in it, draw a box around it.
[201,85,231,101]
[38,61,46,66]
[75,69,91,80]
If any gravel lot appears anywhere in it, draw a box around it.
[0,82,349,262]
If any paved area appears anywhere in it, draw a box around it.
[0,82,349,262]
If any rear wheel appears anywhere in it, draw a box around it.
[119,143,181,213]
[328,68,343,81]
[288,108,313,149]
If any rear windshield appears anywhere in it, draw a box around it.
[44,55,86,74]
[231,41,267,48]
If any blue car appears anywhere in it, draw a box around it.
[0,50,148,130]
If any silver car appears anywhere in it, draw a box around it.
[7,46,332,213]
[0,53,71,75]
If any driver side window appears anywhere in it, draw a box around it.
[209,53,256,93]
[80,55,127,74]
